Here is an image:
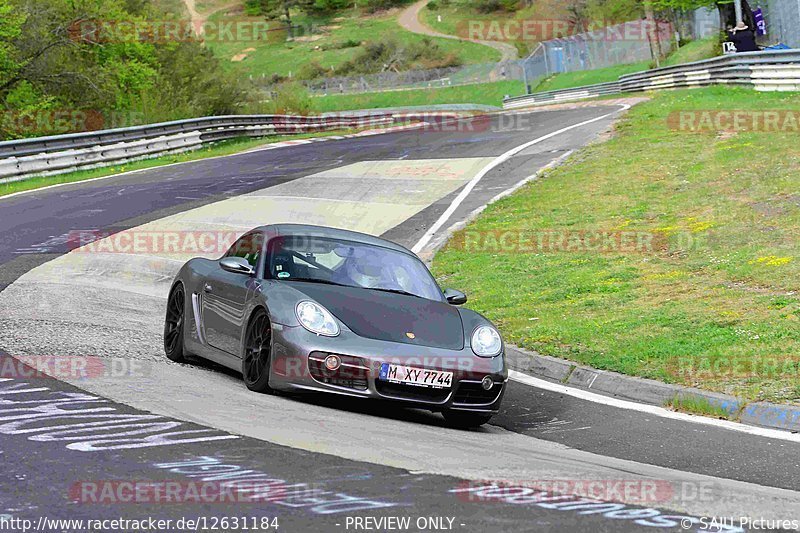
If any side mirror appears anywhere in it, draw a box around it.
[220,257,255,276]
[443,288,467,305]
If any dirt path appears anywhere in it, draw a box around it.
[181,0,241,36]
[397,0,519,62]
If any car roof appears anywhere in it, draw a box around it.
[255,224,415,257]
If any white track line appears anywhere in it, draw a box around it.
[510,370,800,443]
[411,104,630,254]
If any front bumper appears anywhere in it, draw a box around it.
[269,324,507,413]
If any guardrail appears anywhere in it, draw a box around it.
[0,113,396,183]
[503,50,800,109]
[503,81,621,109]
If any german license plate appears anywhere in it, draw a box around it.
[379,363,453,389]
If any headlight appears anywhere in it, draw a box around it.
[471,325,502,356]
[295,301,339,337]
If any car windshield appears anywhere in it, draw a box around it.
[267,235,443,301]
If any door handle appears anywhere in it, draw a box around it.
[203,283,212,293]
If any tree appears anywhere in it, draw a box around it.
[0,0,24,88]
[250,0,314,26]
[0,0,247,138]
[649,0,754,34]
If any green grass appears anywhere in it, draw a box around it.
[432,86,800,405]
[667,395,735,419]
[532,61,651,93]
[420,0,557,56]
[310,80,520,112]
[208,8,500,80]
[0,128,371,197]
[663,36,720,67]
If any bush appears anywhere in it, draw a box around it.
[336,37,462,76]
[141,41,247,120]
[474,0,518,13]
[266,82,313,115]
[309,0,351,12]
[243,0,262,16]
[320,39,361,51]
[356,0,409,13]
[296,60,331,80]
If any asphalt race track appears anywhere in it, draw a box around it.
[1,106,799,533]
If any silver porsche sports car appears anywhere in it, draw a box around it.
[164,224,507,427]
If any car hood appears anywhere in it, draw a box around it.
[286,282,464,350]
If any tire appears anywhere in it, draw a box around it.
[442,410,493,429]
[164,283,187,363]
[242,308,274,394]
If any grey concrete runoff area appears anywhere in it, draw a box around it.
[0,104,799,533]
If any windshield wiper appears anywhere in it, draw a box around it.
[366,287,422,298]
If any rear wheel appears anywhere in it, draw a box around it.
[243,309,274,394]
[442,410,493,429]
[164,283,187,363]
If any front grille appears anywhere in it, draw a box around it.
[375,380,451,403]
[452,381,503,406]
[308,352,368,391]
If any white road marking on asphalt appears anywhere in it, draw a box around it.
[411,105,630,254]
[509,370,800,443]
[417,150,575,261]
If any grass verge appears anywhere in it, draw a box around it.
[0,128,370,198]
[532,61,651,93]
[311,80,521,111]
[432,86,800,405]
[663,37,720,67]
[667,395,735,419]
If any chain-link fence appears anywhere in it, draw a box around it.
[532,20,673,74]
[293,62,527,95]
[258,20,673,97]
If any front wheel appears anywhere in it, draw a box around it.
[442,410,493,429]
[242,309,274,394]
[164,283,187,363]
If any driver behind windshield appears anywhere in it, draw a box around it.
[341,249,387,288]
[269,236,442,301]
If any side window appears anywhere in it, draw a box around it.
[225,233,262,268]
